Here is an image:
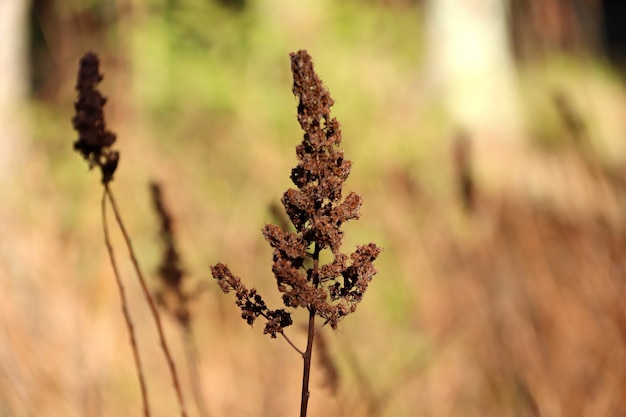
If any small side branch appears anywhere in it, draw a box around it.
[101,190,151,417]
[280,331,304,357]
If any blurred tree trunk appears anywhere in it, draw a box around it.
[0,0,29,183]
[425,0,523,141]
[509,0,600,62]
[424,0,528,196]
[602,0,626,70]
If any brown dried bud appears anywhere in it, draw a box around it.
[72,52,119,184]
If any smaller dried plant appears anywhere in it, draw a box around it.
[150,182,210,417]
[151,182,192,327]
[71,52,188,417]
[211,50,381,417]
[453,131,474,213]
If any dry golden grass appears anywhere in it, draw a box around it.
[6,111,626,417]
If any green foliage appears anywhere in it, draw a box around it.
[126,0,425,147]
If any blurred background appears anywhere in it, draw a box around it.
[2,0,626,416]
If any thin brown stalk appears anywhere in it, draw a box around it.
[300,307,316,417]
[300,243,320,417]
[280,331,304,357]
[104,185,188,417]
[101,190,151,417]
[182,328,211,417]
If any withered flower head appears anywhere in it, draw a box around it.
[72,52,119,184]
[150,182,191,327]
[211,263,293,337]
[212,50,380,335]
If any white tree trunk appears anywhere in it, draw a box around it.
[425,0,528,195]
[0,0,29,183]
[425,0,523,140]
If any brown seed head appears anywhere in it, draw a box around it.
[72,52,119,184]
[212,50,380,334]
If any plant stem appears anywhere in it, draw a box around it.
[300,243,321,417]
[104,185,189,417]
[182,326,211,417]
[101,190,151,417]
[300,307,316,417]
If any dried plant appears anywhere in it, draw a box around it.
[151,182,191,327]
[211,50,381,417]
[452,130,475,213]
[150,181,210,417]
[314,329,339,396]
[72,52,188,417]
[553,91,589,149]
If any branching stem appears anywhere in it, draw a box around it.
[101,190,151,417]
[104,185,189,417]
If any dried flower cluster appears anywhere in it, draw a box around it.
[211,50,380,335]
[211,263,293,337]
[72,52,119,184]
[150,182,192,327]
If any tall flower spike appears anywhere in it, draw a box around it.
[212,49,379,334]
[262,50,381,329]
[212,50,380,417]
[72,52,119,184]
